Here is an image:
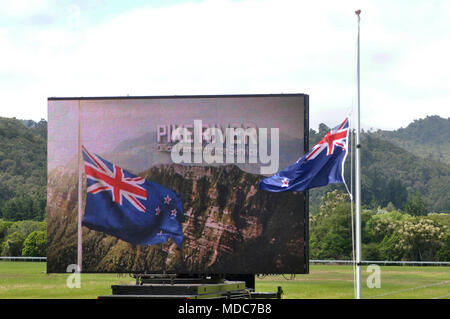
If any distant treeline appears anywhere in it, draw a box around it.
[2,189,448,261]
[310,190,449,262]
[0,117,47,221]
[0,219,46,257]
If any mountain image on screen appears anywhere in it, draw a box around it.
[47,163,305,273]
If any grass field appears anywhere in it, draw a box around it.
[0,262,449,299]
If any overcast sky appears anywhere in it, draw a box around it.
[1,0,449,130]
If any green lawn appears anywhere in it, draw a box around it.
[0,262,449,299]
[257,265,450,299]
[0,262,134,299]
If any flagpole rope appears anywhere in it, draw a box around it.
[350,126,357,298]
[346,114,356,298]
[339,115,357,298]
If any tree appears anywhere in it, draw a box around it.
[310,190,353,259]
[0,221,46,256]
[318,123,330,137]
[0,220,13,243]
[1,194,46,221]
[366,211,447,261]
[379,232,403,261]
[362,242,381,260]
[2,197,27,221]
[385,202,396,212]
[382,179,408,209]
[1,231,26,256]
[394,218,445,261]
[436,233,450,261]
[22,231,47,257]
[404,191,428,216]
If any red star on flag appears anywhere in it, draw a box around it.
[164,195,172,205]
[171,209,177,216]
[155,206,161,216]
[281,178,289,187]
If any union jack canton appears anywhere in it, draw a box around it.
[81,146,184,248]
[259,117,350,192]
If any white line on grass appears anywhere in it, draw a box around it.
[367,280,450,299]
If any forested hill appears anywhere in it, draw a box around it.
[374,115,450,164]
[0,117,47,220]
[0,115,449,221]
[309,116,450,213]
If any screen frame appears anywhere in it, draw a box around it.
[47,93,310,274]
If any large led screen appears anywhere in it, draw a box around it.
[47,94,309,273]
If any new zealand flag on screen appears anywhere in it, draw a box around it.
[81,146,184,248]
[259,117,349,192]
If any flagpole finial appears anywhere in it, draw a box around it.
[355,9,361,15]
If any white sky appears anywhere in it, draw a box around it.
[1,0,449,130]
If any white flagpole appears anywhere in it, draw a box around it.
[77,100,83,272]
[355,9,362,299]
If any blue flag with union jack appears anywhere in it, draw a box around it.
[81,146,184,248]
[259,117,349,192]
